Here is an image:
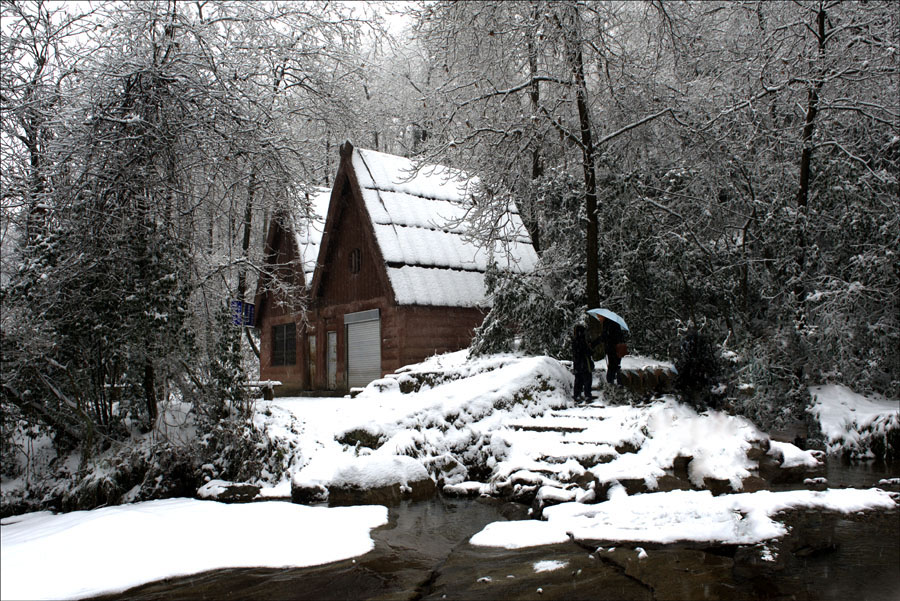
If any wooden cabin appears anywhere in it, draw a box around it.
[254,142,537,395]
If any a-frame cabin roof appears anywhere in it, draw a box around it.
[252,186,330,324]
[290,186,331,287]
[309,142,538,308]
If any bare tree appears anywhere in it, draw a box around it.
[1,0,382,455]
[410,1,681,311]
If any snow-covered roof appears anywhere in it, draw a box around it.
[350,147,538,307]
[291,186,331,287]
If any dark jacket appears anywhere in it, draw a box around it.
[572,328,600,374]
[599,320,624,349]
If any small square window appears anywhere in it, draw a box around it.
[349,248,361,274]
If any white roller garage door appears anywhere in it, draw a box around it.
[345,309,381,389]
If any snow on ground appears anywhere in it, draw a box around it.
[499,399,773,492]
[253,351,843,502]
[533,559,568,573]
[809,384,899,459]
[276,352,576,495]
[767,440,822,469]
[612,354,676,373]
[4,351,898,600]
[0,499,387,601]
[470,487,896,549]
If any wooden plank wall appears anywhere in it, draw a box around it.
[393,305,486,371]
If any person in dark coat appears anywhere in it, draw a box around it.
[598,317,625,384]
[572,324,600,401]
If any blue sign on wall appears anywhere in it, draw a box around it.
[231,300,255,327]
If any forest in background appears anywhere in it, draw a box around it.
[1,1,897,507]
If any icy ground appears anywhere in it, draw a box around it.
[2,351,897,600]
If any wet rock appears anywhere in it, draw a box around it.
[424,543,653,601]
[508,483,540,505]
[615,441,640,455]
[739,475,769,493]
[732,544,785,593]
[803,476,829,491]
[703,477,734,496]
[758,451,825,485]
[672,455,693,480]
[595,546,741,600]
[571,472,595,489]
[291,482,328,504]
[619,478,650,496]
[585,479,614,502]
[576,451,617,466]
[653,474,691,493]
[746,439,771,462]
[757,453,781,482]
[474,496,531,521]
[771,421,810,449]
[509,470,546,486]
[329,477,436,507]
[876,477,900,492]
[757,450,824,485]
[197,482,261,503]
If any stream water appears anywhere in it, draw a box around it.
[93,462,899,601]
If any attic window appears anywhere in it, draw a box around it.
[349,248,361,274]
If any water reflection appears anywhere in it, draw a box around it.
[90,465,898,601]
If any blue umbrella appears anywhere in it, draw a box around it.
[587,308,629,332]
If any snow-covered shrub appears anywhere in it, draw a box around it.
[336,427,385,451]
[809,385,900,461]
[199,304,250,422]
[471,263,581,358]
[197,416,286,485]
[675,329,724,410]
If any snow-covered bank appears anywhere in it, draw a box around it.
[2,351,898,601]
[810,384,899,460]
[260,351,822,506]
[1,397,291,517]
[470,487,897,549]
[0,499,387,600]
[282,352,575,499]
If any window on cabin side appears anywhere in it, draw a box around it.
[272,323,296,366]
[349,248,361,274]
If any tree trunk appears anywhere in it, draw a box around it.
[527,8,543,253]
[238,168,259,359]
[794,5,827,310]
[237,168,255,302]
[563,4,600,311]
[325,136,331,186]
[143,359,158,426]
[797,6,826,208]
